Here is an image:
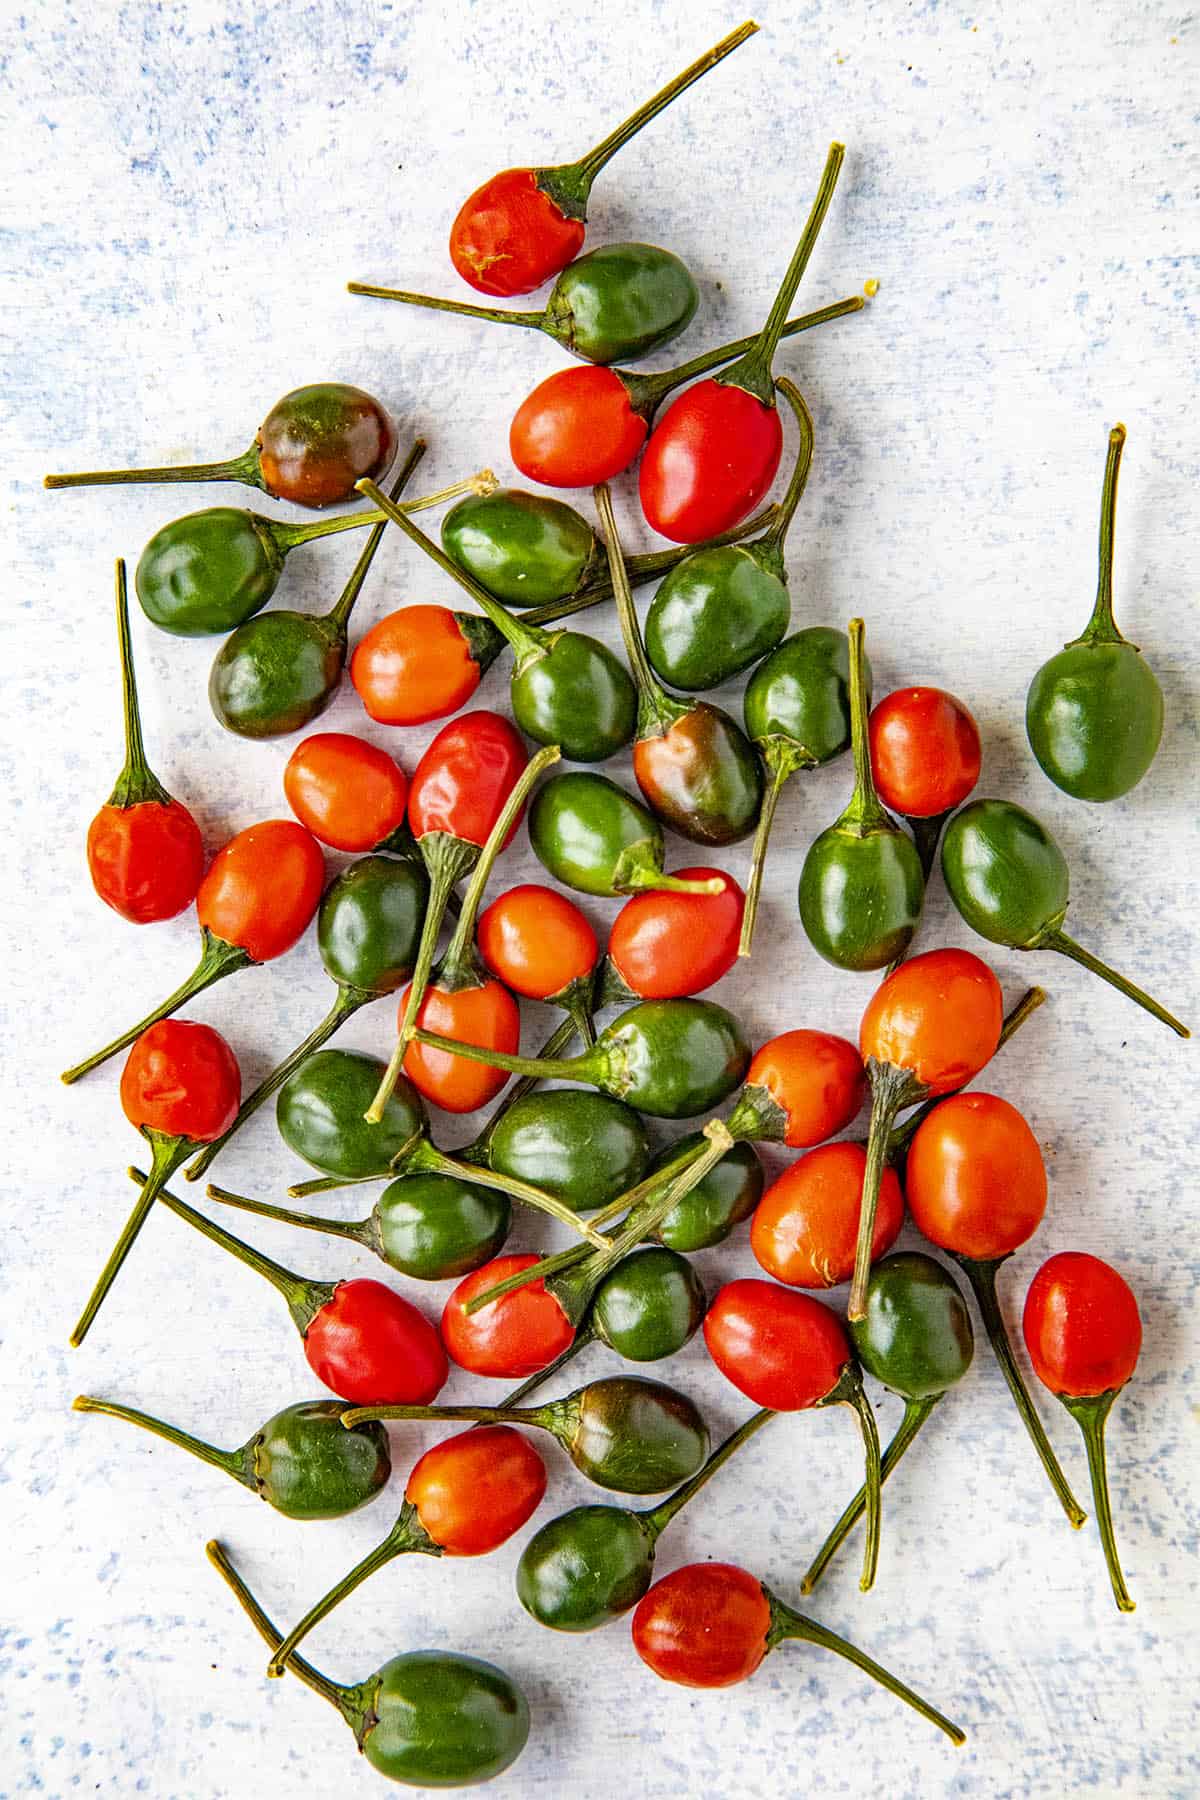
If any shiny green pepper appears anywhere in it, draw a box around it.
[649,1134,764,1250]
[484,1089,649,1213]
[529,771,731,898]
[592,1246,707,1359]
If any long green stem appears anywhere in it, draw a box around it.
[270,468,497,553]
[850,1060,925,1322]
[495,1325,596,1407]
[738,751,802,958]
[46,441,264,492]
[801,1394,939,1593]
[204,1183,374,1247]
[628,295,865,417]
[61,929,250,1085]
[1039,928,1189,1039]
[1061,1390,1135,1612]
[762,377,816,552]
[325,441,425,635]
[644,1407,775,1538]
[72,1395,251,1488]
[348,282,546,330]
[340,1399,554,1431]
[827,1367,883,1592]
[408,1138,607,1247]
[1076,423,1127,646]
[437,745,562,980]
[206,1541,357,1718]
[840,618,890,833]
[70,1134,193,1345]
[107,560,169,806]
[594,482,683,739]
[955,1255,1086,1527]
[267,1505,439,1676]
[766,1592,965,1744]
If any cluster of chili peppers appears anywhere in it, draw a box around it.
[51,21,1182,1791]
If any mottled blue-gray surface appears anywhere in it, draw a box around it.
[1,1,1197,1795]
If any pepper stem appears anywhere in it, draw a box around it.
[324,441,426,635]
[266,1503,439,1676]
[1075,423,1128,647]
[340,1399,552,1431]
[1037,927,1189,1038]
[185,987,371,1183]
[953,1254,1087,1527]
[738,748,806,958]
[819,1364,883,1592]
[631,294,865,417]
[69,1133,191,1346]
[765,1591,965,1744]
[716,142,846,404]
[613,849,726,896]
[762,378,816,551]
[1060,1389,1135,1612]
[60,928,251,1085]
[46,441,263,492]
[839,618,891,833]
[594,483,684,739]
[206,1540,358,1719]
[409,1026,599,1086]
[406,1138,607,1247]
[270,468,497,552]
[347,282,546,331]
[72,1394,253,1489]
[801,1394,939,1593]
[849,1059,927,1321]
[203,1183,373,1247]
[642,1406,775,1539]
[107,560,170,807]
[460,1017,580,1164]
[495,1323,596,1407]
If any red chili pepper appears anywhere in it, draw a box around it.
[448,24,757,296]
[350,604,506,726]
[751,1142,905,1289]
[283,732,410,852]
[478,882,600,1044]
[69,1020,241,1345]
[703,1278,883,1589]
[734,1029,867,1149]
[868,686,982,877]
[87,560,205,924]
[639,143,844,542]
[63,819,325,1087]
[442,1254,576,1379]
[600,867,743,1004]
[1024,1252,1141,1610]
[364,711,531,1124]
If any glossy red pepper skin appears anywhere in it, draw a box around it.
[408,711,529,851]
[639,381,783,543]
[740,1030,866,1149]
[868,687,982,820]
[304,1278,448,1406]
[510,367,647,487]
[351,605,496,727]
[703,1278,851,1411]
[608,869,742,998]
[478,884,599,1002]
[88,800,205,925]
[120,1019,241,1143]
[401,978,521,1114]
[407,1424,548,1554]
[450,169,586,298]
[197,820,325,961]
[1023,1253,1142,1399]
[750,1142,905,1290]
[283,732,409,852]
[442,1255,575,1378]
[632,1562,772,1687]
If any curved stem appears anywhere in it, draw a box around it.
[557,979,598,1049]
[409,1139,607,1247]
[325,441,426,635]
[267,1505,438,1676]
[738,752,798,958]
[61,929,251,1085]
[185,987,370,1183]
[461,1243,596,1316]
[827,1367,883,1592]
[461,1017,580,1163]
[1076,423,1128,646]
[289,1171,381,1199]
[72,1395,252,1489]
[107,560,169,807]
[632,294,866,415]
[643,1407,775,1539]
[594,483,683,739]
[1061,1389,1135,1612]
[717,142,846,403]
[206,1541,356,1718]
[69,1134,191,1346]
[203,1183,374,1247]
[348,282,546,331]
[766,1592,965,1744]
[615,853,726,897]
[801,1394,939,1594]
[46,441,262,492]
[954,1255,1087,1528]
[839,618,890,833]
[1038,927,1189,1039]
[762,378,816,551]
[849,1060,926,1322]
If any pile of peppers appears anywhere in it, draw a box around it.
[52,20,1185,1791]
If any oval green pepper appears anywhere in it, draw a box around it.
[486,1089,649,1213]
[592,1246,707,1358]
[648,1135,764,1251]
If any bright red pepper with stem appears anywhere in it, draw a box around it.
[596,867,743,1006]
[703,1278,883,1590]
[364,709,529,1124]
[905,1092,1087,1529]
[868,686,982,879]
[751,1142,905,1290]
[69,1021,241,1345]
[350,603,507,726]
[639,141,845,542]
[449,23,757,296]
[86,560,205,924]
[478,883,600,1045]
[1023,1252,1141,1611]
[283,732,411,852]
[443,1253,579,1378]
[631,1562,964,1740]
[62,819,325,1086]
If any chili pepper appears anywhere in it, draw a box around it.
[365,709,530,1124]
[68,1021,241,1346]
[750,1142,905,1289]
[207,444,473,739]
[62,817,325,1085]
[358,478,636,764]
[648,1136,764,1252]
[1023,1252,1142,1611]
[850,947,1004,1323]
[529,770,728,899]
[801,1253,974,1592]
[282,732,411,852]
[868,684,981,880]
[444,1253,580,1378]
[183,855,429,1183]
[639,142,845,542]
[350,604,506,727]
[644,379,814,690]
[347,1373,708,1498]
[45,382,397,507]
[905,1092,1087,1527]
[478,882,599,1044]
[133,475,468,638]
[413,997,751,1120]
[72,1395,390,1520]
[141,1173,447,1405]
[941,797,1189,1037]
[597,484,763,845]
[509,295,863,489]
[273,1047,605,1245]
[1027,425,1163,802]
[739,624,858,956]
[352,240,700,364]
[207,1540,531,1786]
[483,1089,649,1215]
[704,1278,883,1590]
[86,560,205,924]
[631,1562,964,1742]
[515,1405,774,1632]
[448,22,757,297]
[799,618,924,970]
[595,867,744,1008]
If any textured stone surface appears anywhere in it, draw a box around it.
[2,1,1197,1795]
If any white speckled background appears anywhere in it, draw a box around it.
[2,1,1197,1794]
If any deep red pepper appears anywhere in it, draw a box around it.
[442,1254,577,1379]
[868,686,982,878]
[601,867,743,1003]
